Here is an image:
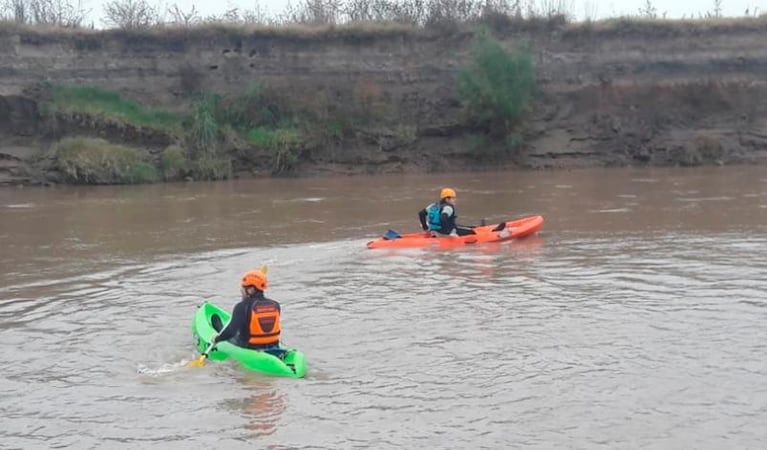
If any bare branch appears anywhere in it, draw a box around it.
[166,2,199,26]
[102,0,157,29]
[2,0,88,26]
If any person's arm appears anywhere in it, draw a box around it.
[418,208,428,230]
[441,205,456,233]
[441,213,456,234]
[215,301,248,342]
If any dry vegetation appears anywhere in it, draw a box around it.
[1,0,764,35]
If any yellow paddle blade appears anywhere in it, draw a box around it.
[261,264,268,274]
[187,355,207,368]
[189,340,216,368]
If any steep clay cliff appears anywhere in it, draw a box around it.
[1,20,767,185]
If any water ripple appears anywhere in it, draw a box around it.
[2,232,766,448]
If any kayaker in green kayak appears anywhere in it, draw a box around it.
[210,267,282,351]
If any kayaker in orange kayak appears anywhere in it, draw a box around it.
[418,187,477,237]
[210,267,282,350]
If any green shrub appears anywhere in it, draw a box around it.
[458,30,537,135]
[245,127,275,146]
[160,145,189,180]
[191,155,232,180]
[246,127,301,147]
[220,82,272,129]
[695,134,724,161]
[55,136,158,184]
[245,127,303,174]
[127,162,159,183]
[187,93,221,156]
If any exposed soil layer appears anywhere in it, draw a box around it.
[2,21,767,185]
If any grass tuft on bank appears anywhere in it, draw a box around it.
[49,85,182,131]
[55,136,159,184]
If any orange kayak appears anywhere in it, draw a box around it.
[366,215,544,249]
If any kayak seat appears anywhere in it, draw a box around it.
[264,348,288,360]
[211,314,224,332]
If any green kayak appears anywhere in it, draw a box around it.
[192,301,307,378]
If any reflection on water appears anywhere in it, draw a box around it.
[1,166,766,448]
[230,377,287,438]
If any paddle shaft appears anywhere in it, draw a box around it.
[201,339,216,358]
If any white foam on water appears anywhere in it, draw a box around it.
[136,359,192,376]
[590,208,632,213]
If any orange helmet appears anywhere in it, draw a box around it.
[241,268,268,291]
[440,188,456,199]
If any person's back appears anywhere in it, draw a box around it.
[419,200,446,233]
[212,267,282,350]
[244,295,281,349]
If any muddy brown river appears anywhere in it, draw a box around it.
[1,166,766,449]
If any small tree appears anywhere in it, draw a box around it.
[457,30,536,136]
[4,0,29,23]
[2,0,88,26]
[283,0,342,25]
[711,0,723,17]
[30,0,89,27]
[638,0,657,18]
[102,0,156,29]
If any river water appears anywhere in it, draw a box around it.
[1,166,766,449]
